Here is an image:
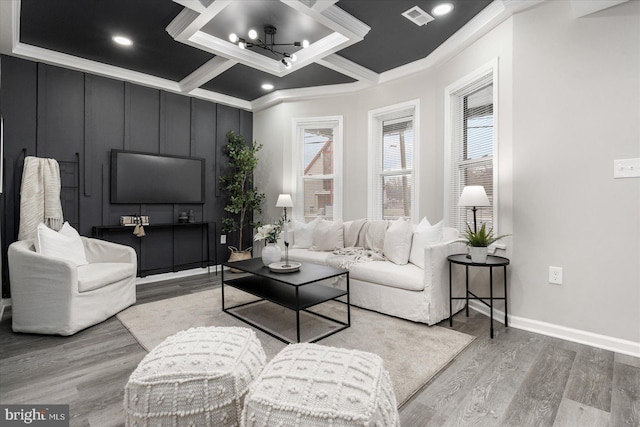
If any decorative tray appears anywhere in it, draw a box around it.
[268,262,301,273]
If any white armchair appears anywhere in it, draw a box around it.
[8,237,137,335]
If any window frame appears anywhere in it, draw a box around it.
[444,59,499,234]
[291,116,343,222]
[367,99,420,222]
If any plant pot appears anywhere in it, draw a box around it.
[261,243,282,266]
[228,246,252,273]
[469,246,488,263]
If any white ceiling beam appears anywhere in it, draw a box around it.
[179,56,236,93]
[172,0,208,14]
[166,0,232,42]
[282,1,370,41]
[317,54,379,84]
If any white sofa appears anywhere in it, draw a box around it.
[8,237,137,335]
[281,218,467,325]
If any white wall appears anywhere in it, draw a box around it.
[510,0,640,343]
[253,1,640,346]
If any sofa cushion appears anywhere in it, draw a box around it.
[292,217,321,249]
[77,262,135,292]
[311,219,344,251]
[287,248,335,265]
[409,219,444,269]
[34,222,88,266]
[383,218,413,265]
[349,261,424,291]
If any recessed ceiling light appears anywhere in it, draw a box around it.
[112,35,132,46]
[432,3,454,16]
[262,83,274,90]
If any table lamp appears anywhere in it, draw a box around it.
[458,185,490,233]
[276,194,294,267]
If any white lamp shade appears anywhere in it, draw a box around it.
[275,194,294,208]
[458,186,490,207]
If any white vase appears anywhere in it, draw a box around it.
[261,243,282,266]
[469,246,488,263]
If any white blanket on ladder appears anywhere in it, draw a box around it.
[18,156,64,241]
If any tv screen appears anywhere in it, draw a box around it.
[110,150,205,204]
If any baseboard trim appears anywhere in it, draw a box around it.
[468,301,640,358]
[135,266,220,285]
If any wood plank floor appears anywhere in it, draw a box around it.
[1,273,638,426]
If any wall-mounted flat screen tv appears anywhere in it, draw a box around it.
[111,150,205,204]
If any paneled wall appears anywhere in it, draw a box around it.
[0,55,253,297]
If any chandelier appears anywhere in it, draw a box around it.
[229,25,309,69]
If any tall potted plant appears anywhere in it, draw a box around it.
[219,131,265,263]
[460,223,509,263]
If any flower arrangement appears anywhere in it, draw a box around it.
[254,220,283,244]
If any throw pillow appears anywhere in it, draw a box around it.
[292,217,322,249]
[383,218,414,265]
[34,222,88,266]
[311,219,344,251]
[409,219,444,269]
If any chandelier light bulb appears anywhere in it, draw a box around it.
[302,40,309,48]
[238,40,246,49]
[229,33,238,43]
[290,53,297,62]
[281,58,291,69]
[248,29,258,40]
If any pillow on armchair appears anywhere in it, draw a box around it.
[34,222,88,266]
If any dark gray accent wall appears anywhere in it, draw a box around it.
[0,55,253,297]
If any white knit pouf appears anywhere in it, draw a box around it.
[241,343,399,427]
[124,326,266,427]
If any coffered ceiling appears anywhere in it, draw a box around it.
[0,0,542,111]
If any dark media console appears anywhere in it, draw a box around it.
[92,222,217,277]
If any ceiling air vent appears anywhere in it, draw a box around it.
[402,6,434,26]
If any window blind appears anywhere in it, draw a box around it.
[370,116,414,219]
[449,73,495,233]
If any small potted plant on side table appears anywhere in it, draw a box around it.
[460,223,509,263]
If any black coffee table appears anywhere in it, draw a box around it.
[221,258,350,343]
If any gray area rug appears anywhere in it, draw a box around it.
[117,287,474,406]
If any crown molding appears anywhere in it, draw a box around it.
[0,0,19,54]
[250,80,370,112]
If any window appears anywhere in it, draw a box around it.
[368,100,419,221]
[445,63,497,233]
[292,117,342,221]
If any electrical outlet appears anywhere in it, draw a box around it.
[220,234,226,244]
[549,266,563,285]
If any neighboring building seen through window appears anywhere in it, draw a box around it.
[293,117,342,222]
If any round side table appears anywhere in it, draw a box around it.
[448,254,510,338]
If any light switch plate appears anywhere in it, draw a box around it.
[613,158,640,178]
